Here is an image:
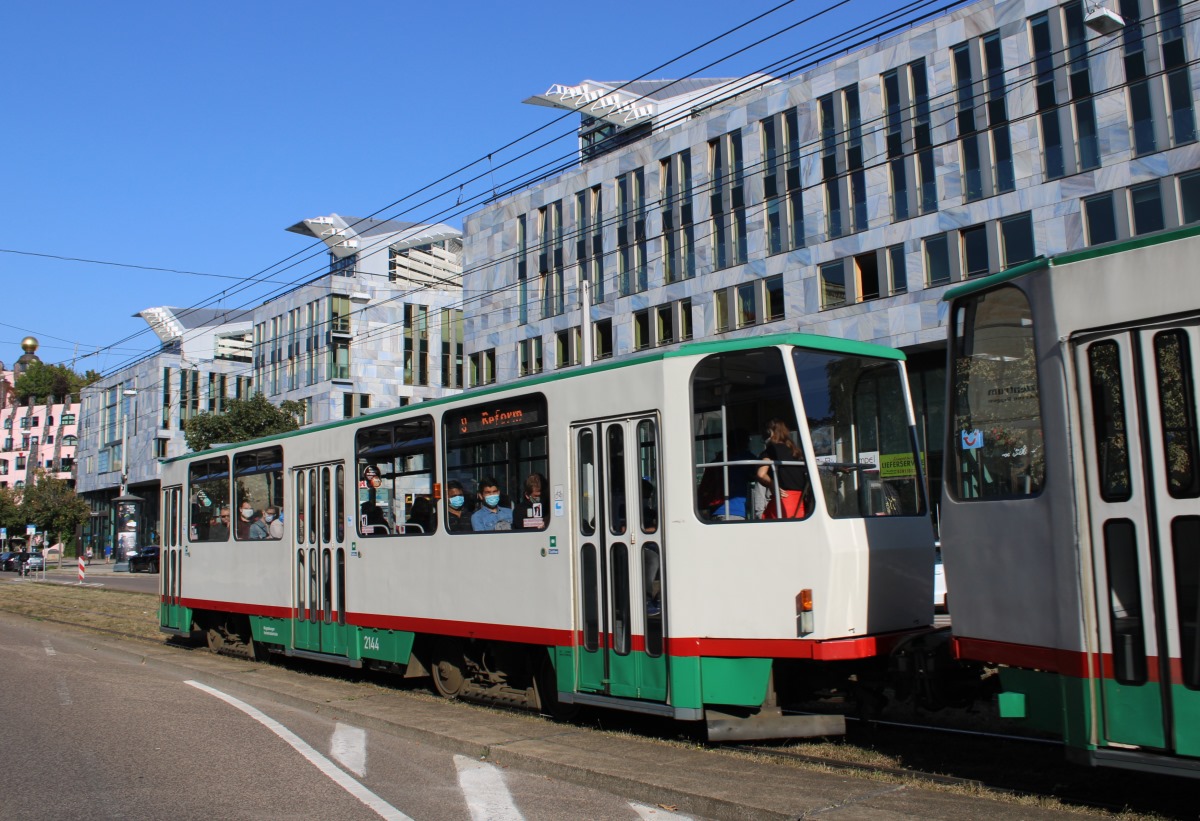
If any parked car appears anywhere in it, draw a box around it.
[0,552,12,571]
[23,554,45,575]
[2,552,31,572]
[128,545,160,574]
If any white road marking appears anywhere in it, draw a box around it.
[630,801,693,820]
[331,722,367,777]
[55,677,73,706]
[186,680,411,821]
[453,754,524,821]
[43,640,56,656]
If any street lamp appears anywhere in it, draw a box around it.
[113,387,141,570]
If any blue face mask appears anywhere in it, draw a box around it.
[484,494,501,508]
[448,495,465,510]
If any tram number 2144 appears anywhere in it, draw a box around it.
[363,635,380,652]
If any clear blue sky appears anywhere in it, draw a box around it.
[0,0,929,374]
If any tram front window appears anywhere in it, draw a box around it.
[691,346,922,521]
[791,349,924,518]
[949,285,1045,499]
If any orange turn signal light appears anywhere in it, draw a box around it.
[796,588,813,612]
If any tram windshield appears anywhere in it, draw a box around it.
[691,346,923,521]
[948,285,1045,499]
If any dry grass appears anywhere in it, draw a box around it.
[0,579,162,641]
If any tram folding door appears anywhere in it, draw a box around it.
[573,415,668,702]
[1074,319,1200,758]
[160,484,186,632]
[291,463,350,657]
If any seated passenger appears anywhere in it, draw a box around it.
[407,496,434,533]
[260,506,284,540]
[444,480,472,533]
[515,473,546,530]
[236,501,259,540]
[361,500,389,534]
[208,508,231,541]
[471,477,513,532]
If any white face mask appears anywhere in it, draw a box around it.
[264,514,275,523]
[240,508,254,520]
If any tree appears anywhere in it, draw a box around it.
[19,468,89,548]
[0,486,23,536]
[13,361,92,402]
[183,394,306,452]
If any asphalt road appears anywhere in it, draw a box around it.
[0,613,702,821]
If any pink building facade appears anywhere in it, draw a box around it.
[0,338,80,491]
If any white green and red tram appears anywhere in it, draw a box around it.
[158,333,933,739]
[941,225,1200,777]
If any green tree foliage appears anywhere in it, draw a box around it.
[0,486,23,535]
[13,469,90,547]
[13,361,95,402]
[183,394,306,452]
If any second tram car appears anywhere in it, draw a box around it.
[941,225,1200,778]
[159,333,934,740]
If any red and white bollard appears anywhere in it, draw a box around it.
[78,556,85,584]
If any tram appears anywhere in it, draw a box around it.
[158,333,934,740]
[941,225,1200,778]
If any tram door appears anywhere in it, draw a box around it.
[291,463,350,656]
[1075,320,1200,758]
[160,484,186,632]
[573,415,667,702]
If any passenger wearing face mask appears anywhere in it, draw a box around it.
[470,477,513,532]
[515,473,546,531]
[445,480,472,533]
[236,500,260,540]
[261,506,284,540]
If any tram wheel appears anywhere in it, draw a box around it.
[206,626,225,653]
[431,640,467,699]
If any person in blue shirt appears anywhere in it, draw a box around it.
[471,477,513,531]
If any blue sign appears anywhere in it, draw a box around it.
[0,527,6,539]
[961,429,984,450]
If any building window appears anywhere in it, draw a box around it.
[1122,0,1156,154]
[538,201,565,318]
[954,33,1015,202]
[761,110,805,253]
[63,434,78,446]
[1064,1,1101,171]
[820,260,847,309]
[595,319,613,360]
[518,337,543,377]
[575,186,604,302]
[440,308,465,389]
[1031,12,1066,179]
[764,275,785,321]
[330,252,357,277]
[888,244,908,294]
[661,150,695,282]
[16,456,26,470]
[710,131,747,269]
[155,438,168,459]
[329,338,351,380]
[617,170,647,295]
[735,283,757,328]
[1085,193,1118,244]
[633,310,651,350]
[1131,181,1165,235]
[1180,172,1200,224]
[925,234,951,286]
[854,252,881,301]
[403,303,429,387]
[714,288,731,332]
[555,327,582,368]
[655,304,675,345]
[1001,214,1036,267]
[330,295,351,335]
[517,214,529,324]
[818,88,872,237]
[1161,0,1196,145]
[469,349,496,386]
[961,225,989,277]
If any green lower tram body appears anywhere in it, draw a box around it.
[162,603,775,710]
[997,667,1200,759]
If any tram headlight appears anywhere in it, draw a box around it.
[796,588,814,636]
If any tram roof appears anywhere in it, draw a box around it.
[943,222,1200,302]
[163,332,904,463]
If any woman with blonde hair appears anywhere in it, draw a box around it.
[756,418,809,519]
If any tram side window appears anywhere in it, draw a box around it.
[949,285,1045,500]
[691,348,802,523]
[793,349,924,517]
[188,456,230,542]
[443,394,549,533]
[356,416,436,536]
[1154,330,1200,499]
[233,447,284,540]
